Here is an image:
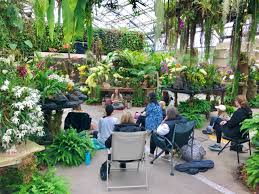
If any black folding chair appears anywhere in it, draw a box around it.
[218,134,252,164]
[150,121,196,176]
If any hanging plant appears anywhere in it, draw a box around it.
[154,0,165,43]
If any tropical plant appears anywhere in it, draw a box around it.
[249,95,259,108]
[47,129,95,166]
[241,114,259,148]
[241,114,259,191]
[132,88,145,107]
[18,169,70,194]
[178,99,211,114]
[181,112,206,128]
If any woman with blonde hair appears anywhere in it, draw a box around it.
[209,95,252,152]
[105,111,144,148]
[104,111,144,169]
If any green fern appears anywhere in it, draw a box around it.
[18,169,70,194]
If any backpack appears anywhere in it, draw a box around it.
[100,161,110,181]
[181,140,206,162]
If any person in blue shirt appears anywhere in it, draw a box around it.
[145,92,163,131]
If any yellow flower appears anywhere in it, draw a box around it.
[78,65,87,72]
[199,69,207,76]
[67,82,74,91]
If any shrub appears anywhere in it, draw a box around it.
[36,129,95,167]
[18,169,69,194]
[181,112,206,128]
[243,154,259,190]
[241,114,259,190]
[249,95,259,108]
[178,99,211,114]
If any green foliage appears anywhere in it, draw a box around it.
[47,0,55,41]
[18,169,70,194]
[35,149,56,167]
[178,99,211,115]
[225,105,235,116]
[0,167,24,193]
[154,0,164,42]
[94,28,144,54]
[33,0,49,37]
[241,114,259,190]
[47,129,95,166]
[181,112,206,128]
[178,99,211,128]
[249,95,259,108]
[244,154,259,189]
[132,88,145,107]
[86,98,100,104]
[241,114,259,148]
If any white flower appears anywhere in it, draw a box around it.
[11,117,20,125]
[2,70,8,74]
[6,129,13,136]
[4,80,10,86]
[14,111,20,117]
[229,75,234,80]
[0,85,8,91]
[2,134,11,144]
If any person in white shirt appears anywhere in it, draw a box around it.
[149,107,187,160]
[93,105,118,146]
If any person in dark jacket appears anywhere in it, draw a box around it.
[105,111,144,168]
[209,95,253,152]
[149,107,187,160]
[64,104,92,133]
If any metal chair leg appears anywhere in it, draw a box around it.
[150,150,164,164]
[218,140,231,155]
[236,143,240,164]
[170,152,174,176]
[248,140,252,156]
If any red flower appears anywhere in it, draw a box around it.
[63,43,71,49]
[17,65,28,78]
[36,61,45,70]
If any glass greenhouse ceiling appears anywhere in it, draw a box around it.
[92,0,156,43]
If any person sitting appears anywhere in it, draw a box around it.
[105,111,144,168]
[202,104,230,135]
[209,95,252,152]
[64,104,92,133]
[159,101,167,119]
[149,107,187,160]
[111,89,125,110]
[145,92,163,131]
[93,105,118,147]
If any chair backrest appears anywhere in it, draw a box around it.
[111,131,147,161]
[64,112,91,133]
[174,121,195,148]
